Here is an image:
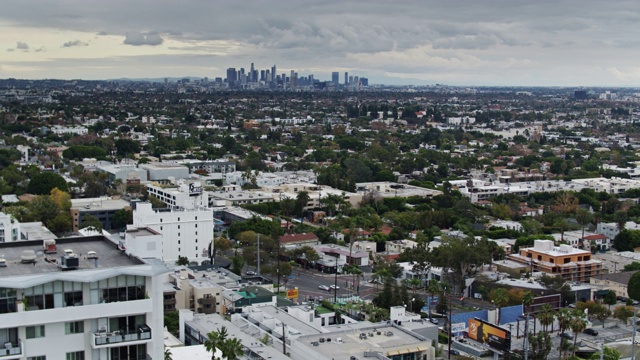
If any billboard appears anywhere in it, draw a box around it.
[467,318,511,352]
[287,289,298,299]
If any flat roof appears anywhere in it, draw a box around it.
[20,222,57,241]
[186,312,288,360]
[297,324,430,359]
[0,237,144,278]
[71,197,130,211]
[250,305,322,336]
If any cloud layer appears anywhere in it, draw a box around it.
[0,0,639,85]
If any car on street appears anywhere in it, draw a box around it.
[633,300,639,306]
[319,285,330,291]
[246,271,256,276]
[618,296,628,302]
[429,318,439,325]
[583,328,598,336]
[330,285,340,290]
[449,350,460,356]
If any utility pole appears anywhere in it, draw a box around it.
[334,259,339,304]
[633,312,637,360]
[448,290,452,360]
[276,236,281,295]
[256,233,261,276]
[523,314,529,360]
[282,322,286,355]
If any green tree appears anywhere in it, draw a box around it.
[50,188,72,212]
[589,347,621,360]
[628,272,640,301]
[213,237,232,258]
[28,172,68,194]
[80,214,103,232]
[537,303,556,332]
[47,213,72,234]
[204,326,228,360]
[231,256,245,276]
[111,209,133,229]
[612,305,635,325]
[613,229,640,252]
[29,195,61,225]
[527,331,552,360]
[624,262,640,271]
[604,290,618,310]
[164,348,173,360]
[176,256,189,266]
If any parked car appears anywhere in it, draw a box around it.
[449,350,460,356]
[618,297,628,302]
[583,328,598,336]
[330,285,340,290]
[246,271,256,276]
[429,318,439,325]
[319,285,330,291]
[633,300,639,306]
[559,332,573,340]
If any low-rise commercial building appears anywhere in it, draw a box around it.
[508,240,604,282]
[70,196,131,232]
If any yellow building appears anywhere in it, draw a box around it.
[508,240,603,282]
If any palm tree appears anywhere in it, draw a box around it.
[204,326,228,360]
[164,348,173,360]
[220,337,245,360]
[556,308,573,338]
[614,211,628,233]
[537,303,556,333]
[576,209,593,246]
[426,280,442,319]
[522,291,535,314]
[489,288,510,324]
[569,310,588,358]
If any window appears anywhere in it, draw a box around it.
[65,321,84,334]
[28,357,46,360]
[26,325,45,338]
[66,351,85,360]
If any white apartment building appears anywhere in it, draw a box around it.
[224,171,286,187]
[132,202,214,264]
[0,237,169,360]
[207,190,273,207]
[0,213,20,243]
[146,180,209,210]
[597,221,640,240]
[50,125,88,135]
[139,163,190,182]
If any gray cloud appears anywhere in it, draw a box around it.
[16,41,29,50]
[1,0,640,85]
[123,32,163,46]
[62,40,88,47]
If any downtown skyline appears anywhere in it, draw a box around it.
[1,0,640,87]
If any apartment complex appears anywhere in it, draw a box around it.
[0,236,169,359]
[131,202,214,264]
[508,240,603,282]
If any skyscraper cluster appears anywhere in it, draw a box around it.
[223,63,367,90]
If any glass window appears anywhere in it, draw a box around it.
[65,321,84,334]
[66,351,85,360]
[26,325,45,339]
[28,357,46,360]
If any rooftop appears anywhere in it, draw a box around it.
[591,270,639,285]
[297,324,430,359]
[0,236,144,279]
[71,196,130,211]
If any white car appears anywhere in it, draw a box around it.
[319,285,330,291]
[330,285,340,290]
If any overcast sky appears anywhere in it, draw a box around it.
[1,0,640,86]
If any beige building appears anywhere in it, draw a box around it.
[508,240,604,282]
[590,271,638,299]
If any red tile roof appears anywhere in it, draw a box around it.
[279,233,319,244]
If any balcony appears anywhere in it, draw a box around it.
[92,325,152,349]
[0,340,22,359]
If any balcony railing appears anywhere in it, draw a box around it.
[93,325,152,347]
[0,340,22,358]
